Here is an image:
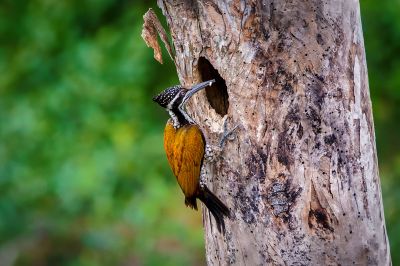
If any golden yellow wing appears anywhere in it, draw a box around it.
[164,120,205,198]
[164,120,176,168]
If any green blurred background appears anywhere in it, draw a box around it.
[0,1,398,265]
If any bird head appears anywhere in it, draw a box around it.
[153,80,215,111]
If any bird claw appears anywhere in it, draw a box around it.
[200,121,239,186]
[219,124,239,148]
[204,144,222,162]
[204,121,239,162]
[200,170,207,188]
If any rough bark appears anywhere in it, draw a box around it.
[156,0,391,265]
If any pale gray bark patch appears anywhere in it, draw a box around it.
[156,0,391,265]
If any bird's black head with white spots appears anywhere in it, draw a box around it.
[153,80,215,127]
[153,80,215,110]
[152,85,186,110]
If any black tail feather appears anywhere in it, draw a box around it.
[185,197,198,210]
[198,186,230,233]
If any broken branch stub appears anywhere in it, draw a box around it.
[141,8,175,64]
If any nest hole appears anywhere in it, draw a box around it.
[198,57,229,116]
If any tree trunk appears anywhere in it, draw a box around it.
[157,0,391,265]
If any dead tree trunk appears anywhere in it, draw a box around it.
[156,0,391,265]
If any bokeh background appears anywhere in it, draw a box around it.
[0,1,398,265]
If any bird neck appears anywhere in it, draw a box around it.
[169,109,193,128]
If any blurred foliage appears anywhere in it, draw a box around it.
[0,0,398,265]
[0,1,204,265]
[361,1,400,263]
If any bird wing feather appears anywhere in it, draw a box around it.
[164,120,204,198]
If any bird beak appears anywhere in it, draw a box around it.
[181,79,215,106]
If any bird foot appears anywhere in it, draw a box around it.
[204,120,239,162]
[204,144,222,162]
[200,170,207,188]
[219,121,239,149]
[200,122,239,187]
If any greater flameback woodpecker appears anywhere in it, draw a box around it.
[153,80,230,233]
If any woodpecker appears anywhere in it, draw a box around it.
[153,79,230,233]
